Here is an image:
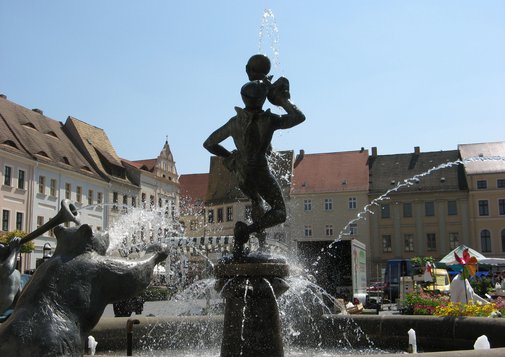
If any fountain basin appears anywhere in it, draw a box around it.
[90,314,505,355]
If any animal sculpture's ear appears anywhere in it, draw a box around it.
[77,224,93,239]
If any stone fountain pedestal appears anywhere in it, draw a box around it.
[214,255,289,357]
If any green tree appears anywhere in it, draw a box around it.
[0,230,35,253]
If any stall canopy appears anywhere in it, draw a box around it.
[439,244,505,266]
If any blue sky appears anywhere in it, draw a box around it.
[1,1,504,174]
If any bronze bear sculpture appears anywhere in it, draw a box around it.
[0,224,168,357]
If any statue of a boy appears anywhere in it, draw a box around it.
[204,55,305,254]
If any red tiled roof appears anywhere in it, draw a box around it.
[130,159,157,172]
[179,173,209,201]
[292,150,369,194]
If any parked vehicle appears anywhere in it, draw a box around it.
[366,281,385,293]
[414,268,450,293]
[383,259,413,303]
[297,238,368,306]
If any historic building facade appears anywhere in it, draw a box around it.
[368,147,470,278]
[0,96,180,270]
[289,150,372,276]
[459,142,505,257]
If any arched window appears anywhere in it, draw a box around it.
[481,229,492,253]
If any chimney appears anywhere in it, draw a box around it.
[32,108,43,115]
[371,147,378,157]
[294,149,305,168]
[0,94,6,99]
[414,146,420,155]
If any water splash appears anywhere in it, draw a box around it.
[258,9,280,70]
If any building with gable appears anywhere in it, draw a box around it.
[122,140,179,214]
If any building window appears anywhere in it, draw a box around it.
[325,224,333,236]
[131,196,136,207]
[481,229,491,253]
[244,205,252,221]
[150,195,155,208]
[501,230,505,253]
[427,233,437,251]
[382,235,392,253]
[304,225,312,237]
[477,180,487,189]
[4,166,12,186]
[207,209,214,224]
[76,186,82,203]
[1,210,9,231]
[498,179,505,188]
[425,201,435,217]
[404,234,414,252]
[324,198,333,211]
[65,183,71,200]
[447,200,458,216]
[38,176,46,194]
[158,197,162,208]
[449,232,459,249]
[303,199,312,211]
[50,179,57,197]
[123,195,128,206]
[348,197,357,209]
[217,208,224,223]
[499,199,505,216]
[112,192,118,211]
[97,192,103,204]
[15,212,23,230]
[478,200,489,216]
[226,207,233,221]
[403,203,412,218]
[381,204,390,219]
[18,170,25,190]
[141,193,146,207]
[349,223,358,235]
[87,189,93,205]
[37,216,44,228]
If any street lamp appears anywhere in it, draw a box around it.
[43,243,52,259]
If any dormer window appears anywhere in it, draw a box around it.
[36,151,50,158]
[45,131,58,139]
[62,157,71,165]
[22,122,37,130]
[2,140,18,149]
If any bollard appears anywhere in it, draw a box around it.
[126,318,140,356]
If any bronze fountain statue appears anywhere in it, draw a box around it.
[0,200,168,357]
[204,54,305,357]
[204,54,305,255]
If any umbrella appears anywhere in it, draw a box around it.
[439,245,486,265]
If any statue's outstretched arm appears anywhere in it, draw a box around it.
[276,98,306,130]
